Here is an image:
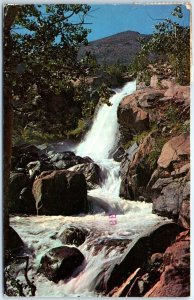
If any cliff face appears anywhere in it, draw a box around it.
[113,72,190,297]
[78,30,150,65]
[117,78,190,225]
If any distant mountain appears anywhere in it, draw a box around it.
[78,30,150,65]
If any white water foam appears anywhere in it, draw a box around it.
[10,81,164,297]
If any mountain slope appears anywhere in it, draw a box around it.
[78,30,150,65]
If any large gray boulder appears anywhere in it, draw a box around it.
[32,170,88,215]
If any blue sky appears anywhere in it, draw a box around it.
[84,4,190,41]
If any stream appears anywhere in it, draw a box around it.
[10,81,164,297]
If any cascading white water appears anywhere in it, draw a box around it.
[76,81,136,214]
[77,81,136,161]
[10,81,164,297]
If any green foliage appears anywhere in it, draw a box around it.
[166,105,179,123]
[140,5,190,85]
[128,52,152,85]
[13,126,64,145]
[103,63,126,85]
[122,123,157,149]
[4,4,91,99]
[65,119,86,139]
[4,4,97,143]
[147,136,167,169]
[98,83,113,106]
[180,121,190,134]
[165,104,189,135]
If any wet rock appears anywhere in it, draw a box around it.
[54,160,72,169]
[145,231,190,297]
[157,134,190,169]
[58,226,88,247]
[49,151,75,163]
[119,135,155,200]
[125,142,139,161]
[32,170,87,215]
[101,222,184,293]
[112,147,125,162]
[19,187,36,215]
[48,151,92,170]
[90,238,132,257]
[68,163,101,189]
[12,144,41,169]
[9,172,30,214]
[38,246,85,283]
[27,160,55,179]
[6,227,24,258]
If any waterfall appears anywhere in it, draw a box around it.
[77,81,137,214]
[10,81,164,297]
[76,81,136,161]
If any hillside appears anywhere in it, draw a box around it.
[78,30,150,65]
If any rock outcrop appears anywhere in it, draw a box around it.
[38,246,85,283]
[117,81,190,225]
[157,134,190,169]
[9,144,103,215]
[151,133,190,222]
[97,222,183,293]
[114,76,190,297]
[68,163,102,190]
[145,230,190,297]
[58,226,89,247]
[32,170,88,215]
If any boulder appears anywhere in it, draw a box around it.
[27,160,55,179]
[100,222,184,293]
[68,163,101,190]
[164,82,190,104]
[19,186,37,215]
[58,226,88,247]
[119,134,155,200]
[87,237,132,257]
[152,178,184,220]
[6,226,24,258]
[8,172,33,214]
[49,151,75,163]
[32,170,87,215]
[145,231,190,297]
[38,246,85,283]
[152,176,190,223]
[157,134,190,169]
[118,89,158,143]
[47,151,92,170]
[12,144,41,169]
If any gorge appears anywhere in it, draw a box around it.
[8,79,190,297]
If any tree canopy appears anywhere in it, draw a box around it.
[4,4,91,100]
[140,5,190,84]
